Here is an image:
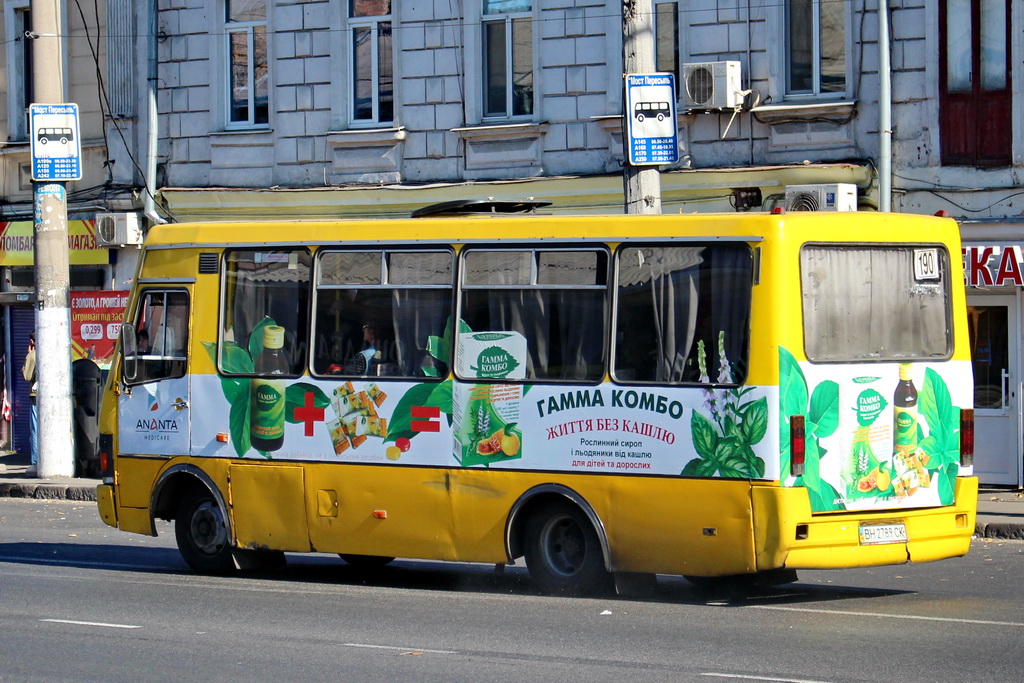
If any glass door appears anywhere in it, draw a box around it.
[967,294,1021,486]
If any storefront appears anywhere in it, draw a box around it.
[0,219,123,455]
[963,237,1024,487]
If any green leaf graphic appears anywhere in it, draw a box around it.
[740,397,768,444]
[808,380,840,438]
[691,411,719,460]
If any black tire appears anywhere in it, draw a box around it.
[339,554,395,569]
[657,113,665,121]
[636,113,645,122]
[524,500,611,595]
[175,487,235,574]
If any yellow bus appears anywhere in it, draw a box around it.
[95,207,977,594]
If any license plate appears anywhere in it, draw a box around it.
[859,523,908,545]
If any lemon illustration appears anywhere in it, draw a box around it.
[501,432,520,456]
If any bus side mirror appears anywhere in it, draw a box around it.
[121,323,139,382]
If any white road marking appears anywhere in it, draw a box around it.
[702,674,832,683]
[750,604,1024,627]
[700,675,827,679]
[41,618,141,630]
[343,642,455,655]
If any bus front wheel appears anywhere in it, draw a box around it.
[175,488,235,574]
[524,501,610,595]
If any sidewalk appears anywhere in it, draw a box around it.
[0,450,100,501]
[1,449,1023,539]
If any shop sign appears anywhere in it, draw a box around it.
[0,220,107,266]
[72,290,129,369]
[962,246,1024,287]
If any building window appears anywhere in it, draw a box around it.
[350,1,393,124]
[939,0,1011,167]
[655,2,679,90]
[786,0,846,96]
[482,1,533,118]
[5,5,33,140]
[225,0,268,126]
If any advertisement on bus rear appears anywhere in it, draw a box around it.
[779,347,973,512]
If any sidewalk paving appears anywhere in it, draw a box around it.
[2,450,1023,540]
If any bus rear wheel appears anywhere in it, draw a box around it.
[175,488,235,574]
[524,501,610,595]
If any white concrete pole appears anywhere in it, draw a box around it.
[31,0,75,477]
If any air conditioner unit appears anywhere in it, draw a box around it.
[95,212,143,246]
[785,184,858,212]
[682,61,743,110]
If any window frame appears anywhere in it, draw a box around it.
[348,1,394,125]
[654,1,680,94]
[224,0,269,129]
[122,288,191,386]
[799,243,955,364]
[481,1,535,120]
[610,242,754,387]
[4,1,33,141]
[456,245,610,384]
[310,247,455,380]
[783,0,850,99]
[218,248,311,378]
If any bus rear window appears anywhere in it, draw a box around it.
[801,245,953,362]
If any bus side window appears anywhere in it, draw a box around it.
[613,244,753,385]
[124,289,190,385]
[459,248,608,382]
[312,249,453,379]
[221,249,311,377]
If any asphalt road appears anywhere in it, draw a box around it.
[2,498,1023,682]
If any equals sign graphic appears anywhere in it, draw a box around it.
[411,405,441,432]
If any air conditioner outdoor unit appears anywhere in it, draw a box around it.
[95,212,144,246]
[785,184,858,212]
[682,61,743,110]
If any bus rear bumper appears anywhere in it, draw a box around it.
[96,484,117,529]
[753,477,978,571]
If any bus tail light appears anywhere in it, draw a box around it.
[790,415,805,477]
[99,433,114,479]
[960,408,974,467]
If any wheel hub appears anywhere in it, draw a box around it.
[190,501,227,555]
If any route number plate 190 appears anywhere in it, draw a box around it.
[859,523,908,545]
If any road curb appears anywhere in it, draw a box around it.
[976,522,1024,541]
[0,482,98,501]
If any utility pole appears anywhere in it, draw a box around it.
[622,0,662,214]
[877,0,892,212]
[31,0,75,477]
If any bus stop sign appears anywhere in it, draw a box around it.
[30,103,82,182]
[625,74,679,166]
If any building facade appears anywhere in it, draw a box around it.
[2,0,1023,483]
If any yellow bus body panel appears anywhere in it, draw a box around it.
[96,484,117,528]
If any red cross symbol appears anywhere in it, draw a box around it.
[294,391,325,437]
